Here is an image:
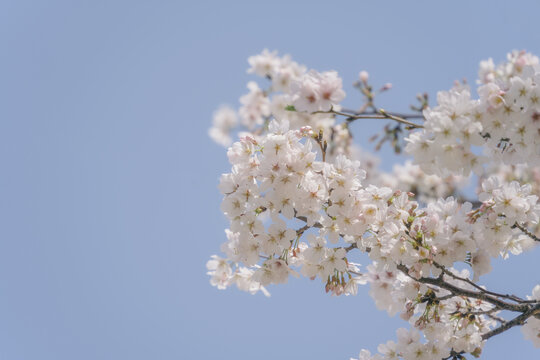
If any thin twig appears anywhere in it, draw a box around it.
[482,303,540,340]
[435,294,455,302]
[470,307,500,316]
[294,215,323,229]
[442,349,465,360]
[432,262,535,304]
[396,264,530,312]
[487,313,507,325]
[341,108,425,120]
[345,243,357,252]
[380,108,424,128]
[513,222,540,242]
[312,109,424,129]
[296,224,310,236]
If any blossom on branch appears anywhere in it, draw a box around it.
[207,49,540,359]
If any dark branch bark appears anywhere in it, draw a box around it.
[312,109,425,129]
[341,108,425,120]
[513,222,540,242]
[395,262,540,359]
[482,303,540,340]
[432,262,535,304]
[396,264,530,313]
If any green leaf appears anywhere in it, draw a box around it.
[285,105,296,111]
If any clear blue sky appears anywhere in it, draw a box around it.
[0,1,539,359]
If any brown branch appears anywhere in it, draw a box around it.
[442,350,465,360]
[470,307,501,316]
[487,313,507,325]
[432,262,536,304]
[312,109,424,129]
[341,108,425,120]
[294,215,323,229]
[513,222,540,242]
[296,224,310,236]
[436,294,456,302]
[396,264,530,312]
[397,262,540,359]
[379,108,424,129]
[482,303,540,340]
[345,243,357,252]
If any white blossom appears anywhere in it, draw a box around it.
[207,50,540,359]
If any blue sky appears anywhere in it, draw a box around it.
[0,1,539,359]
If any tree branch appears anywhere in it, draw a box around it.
[482,303,540,340]
[341,108,425,120]
[312,109,424,129]
[396,264,530,312]
[512,222,540,242]
[431,262,536,304]
[396,262,540,359]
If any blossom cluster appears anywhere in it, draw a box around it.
[406,51,540,177]
[381,160,467,204]
[210,120,367,294]
[209,49,340,148]
[207,49,540,359]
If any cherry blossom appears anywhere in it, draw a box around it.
[207,49,540,359]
